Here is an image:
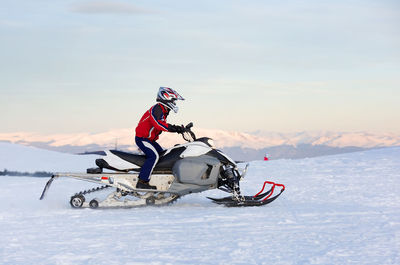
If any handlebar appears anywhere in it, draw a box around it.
[185,122,193,130]
[180,122,196,142]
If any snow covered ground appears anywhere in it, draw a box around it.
[0,144,400,264]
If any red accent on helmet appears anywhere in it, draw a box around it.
[163,92,170,100]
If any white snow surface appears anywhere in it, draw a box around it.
[0,144,400,264]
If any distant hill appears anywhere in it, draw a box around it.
[0,142,96,172]
[222,144,368,161]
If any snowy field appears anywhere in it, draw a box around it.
[0,143,400,264]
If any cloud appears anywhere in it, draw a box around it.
[70,1,153,15]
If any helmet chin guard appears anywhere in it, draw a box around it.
[156,87,184,113]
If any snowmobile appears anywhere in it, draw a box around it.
[39,123,285,208]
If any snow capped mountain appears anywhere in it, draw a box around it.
[250,130,400,148]
[1,128,399,152]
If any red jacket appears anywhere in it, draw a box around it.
[135,103,170,141]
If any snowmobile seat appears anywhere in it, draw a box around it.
[94,148,186,173]
[109,150,146,166]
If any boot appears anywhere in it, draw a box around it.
[136,179,157,190]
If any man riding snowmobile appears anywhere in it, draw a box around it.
[135,87,185,190]
[39,88,285,208]
[39,87,286,208]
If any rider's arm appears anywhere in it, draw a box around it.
[150,104,170,132]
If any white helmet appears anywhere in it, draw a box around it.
[156,87,184,113]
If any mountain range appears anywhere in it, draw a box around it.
[1,129,399,161]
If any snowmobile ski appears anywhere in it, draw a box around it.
[208,181,285,207]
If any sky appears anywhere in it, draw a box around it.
[1,0,399,134]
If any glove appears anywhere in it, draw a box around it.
[168,124,184,133]
[176,125,185,133]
